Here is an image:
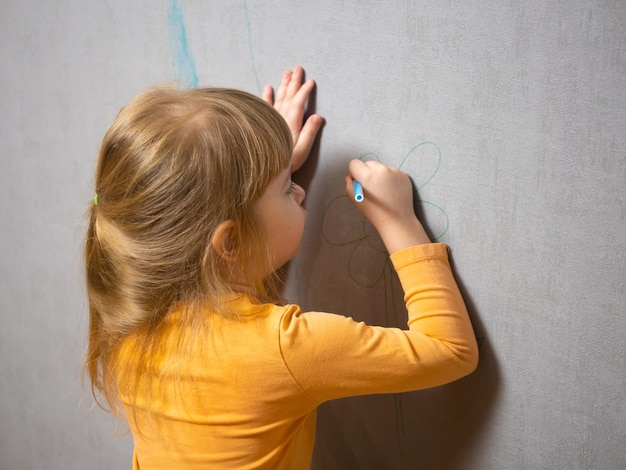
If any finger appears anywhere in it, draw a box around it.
[273,69,292,110]
[344,175,356,199]
[285,78,315,122]
[363,160,385,170]
[284,66,304,101]
[348,158,377,181]
[262,85,273,104]
[290,114,323,171]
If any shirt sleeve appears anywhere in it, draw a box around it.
[278,243,478,403]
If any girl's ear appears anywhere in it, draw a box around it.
[211,220,238,262]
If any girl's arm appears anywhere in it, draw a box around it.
[278,162,478,401]
[279,243,478,402]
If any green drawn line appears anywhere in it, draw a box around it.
[360,142,442,190]
[347,241,386,289]
[398,141,441,190]
[321,142,450,292]
[394,393,406,456]
[420,200,450,239]
[243,0,262,94]
[358,152,381,162]
[357,142,449,240]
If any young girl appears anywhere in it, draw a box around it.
[85,66,478,469]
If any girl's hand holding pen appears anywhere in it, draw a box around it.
[346,159,431,254]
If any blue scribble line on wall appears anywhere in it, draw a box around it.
[168,0,199,88]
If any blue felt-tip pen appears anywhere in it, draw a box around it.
[354,180,364,203]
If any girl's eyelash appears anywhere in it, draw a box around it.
[288,181,297,194]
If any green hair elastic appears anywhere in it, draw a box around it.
[93,193,99,206]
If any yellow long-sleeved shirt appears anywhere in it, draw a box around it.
[117,243,478,469]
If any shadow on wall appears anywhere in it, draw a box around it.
[297,171,501,470]
[312,339,499,470]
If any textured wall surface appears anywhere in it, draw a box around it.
[1,1,624,469]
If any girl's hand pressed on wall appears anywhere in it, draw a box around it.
[263,66,323,172]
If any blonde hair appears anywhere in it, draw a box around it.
[85,86,292,413]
